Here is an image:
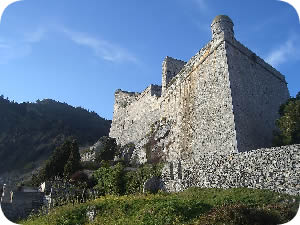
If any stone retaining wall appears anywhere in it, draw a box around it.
[162,145,300,196]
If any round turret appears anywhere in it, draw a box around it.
[211,15,234,41]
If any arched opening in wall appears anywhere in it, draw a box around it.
[178,161,182,179]
[170,162,174,180]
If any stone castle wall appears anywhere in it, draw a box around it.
[109,15,297,194]
[110,38,289,164]
[151,39,239,165]
[109,85,161,146]
[110,15,289,160]
[162,57,186,95]
[226,40,290,152]
[162,145,300,196]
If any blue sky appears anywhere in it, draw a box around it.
[0,0,299,120]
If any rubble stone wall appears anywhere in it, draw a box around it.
[109,85,161,146]
[162,56,186,95]
[157,39,239,164]
[162,145,300,196]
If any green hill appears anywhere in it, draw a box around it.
[21,187,299,225]
[0,96,111,181]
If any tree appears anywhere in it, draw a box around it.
[64,140,81,177]
[95,136,118,163]
[273,92,300,146]
[32,138,82,185]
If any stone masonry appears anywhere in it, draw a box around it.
[162,144,300,196]
[109,15,299,194]
[1,185,44,222]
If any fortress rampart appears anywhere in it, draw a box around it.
[110,85,161,145]
[110,15,289,156]
[109,15,298,194]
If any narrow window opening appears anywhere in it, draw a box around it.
[178,161,182,179]
[170,162,174,180]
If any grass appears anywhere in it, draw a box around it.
[20,187,300,225]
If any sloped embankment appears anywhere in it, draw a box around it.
[21,187,299,225]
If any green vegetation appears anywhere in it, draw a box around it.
[0,96,111,179]
[81,161,101,171]
[21,188,300,225]
[124,163,163,194]
[92,163,163,196]
[93,162,125,196]
[64,141,82,178]
[273,91,300,146]
[94,136,118,163]
[31,139,82,186]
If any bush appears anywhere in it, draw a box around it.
[124,163,163,194]
[95,136,118,162]
[92,163,163,196]
[93,162,125,195]
[197,203,297,225]
[70,171,89,184]
[273,92,300,146]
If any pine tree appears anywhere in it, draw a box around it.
[64,140,81,178]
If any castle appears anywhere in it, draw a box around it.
[110,14,290,160]
[110,15,300,195]
[0,16,299,222]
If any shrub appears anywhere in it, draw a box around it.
[70,171,89,184]
[124,163,163,194]
[196,203,296,225]
[93,162,125,195]
[92,163,163,196]
[94,136,118,162]
[273,92,300,146]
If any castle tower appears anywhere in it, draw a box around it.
[164,15,290,155]
[162,57,186,96]
[211,15,234,41]
[212,15,290,152]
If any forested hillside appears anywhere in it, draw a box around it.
[0,96,111,178]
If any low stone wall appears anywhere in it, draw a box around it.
[162,145,300,196]
[1,192,44,222]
